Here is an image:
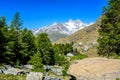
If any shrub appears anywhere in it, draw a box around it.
[62,62,70,76]
[29,52,45,72]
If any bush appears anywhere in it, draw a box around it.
[62,62,70,76]
[29,52,45,72]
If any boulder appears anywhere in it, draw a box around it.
[43,76,62,80]
[26,72,43,80]
[24,64,33,69]
[68,57,120,80]
[3,68,20,75]
[51,67,63,76]
[3,67,29,75]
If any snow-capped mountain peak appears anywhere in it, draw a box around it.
[63,19,90,34]
[32,19,93,41]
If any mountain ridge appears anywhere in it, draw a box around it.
[32,19,93,42]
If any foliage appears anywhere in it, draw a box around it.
[0,74,26,80]
[97,0,120,58]
[0,16,8,63]
[10,12,23,30]
[54,53,67,66]
[4,12,24,65]
[62,63,70,76]
[20,28,37,64]
[53,43,73,55]
[0,12,36,65]
[36,33,55,65]
[29,52,44,72]
[53,43,73,65]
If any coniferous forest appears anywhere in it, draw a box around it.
[0,12,74,68]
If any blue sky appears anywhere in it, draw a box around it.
[0,0,107,30]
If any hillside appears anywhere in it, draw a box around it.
[55,17,101,57]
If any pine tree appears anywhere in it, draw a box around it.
[36,33,55,65]
[5,12,26,65]
[98,0,120,58]
[20,28,37,64]
[0,16,8,63]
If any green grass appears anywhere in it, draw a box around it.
[0,74,26,80]
[71,54,88,60]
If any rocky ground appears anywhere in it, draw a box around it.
[0,65,67,80]
[68,57,120,80]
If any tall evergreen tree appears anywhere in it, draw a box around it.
[98,0,120,57]
[5,12,26,65]
[0,16,8,63]
[36,33,55,65]
[20,28,37,64]
[4,12,36,65]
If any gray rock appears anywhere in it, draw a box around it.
[3,67,18,75]
[3,67,29,75]
[44,65,63,76]
[43,76,62,80]
[24,64,33,69]
[26,72,43,80]
[51,67,63,76]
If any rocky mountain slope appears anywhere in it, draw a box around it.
[68,57,120,80]
[32,19,92,42]
[55,17,101,56]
